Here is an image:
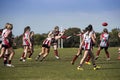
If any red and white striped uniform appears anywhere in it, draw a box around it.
[2,29,11,47]
[100,32,109,47]
[23,32,30,46]
[83,31,92,50]
[43,38,52,46]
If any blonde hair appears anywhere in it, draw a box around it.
[6,23,13,30]
[5,23,10,28]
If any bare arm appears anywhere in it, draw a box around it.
[91,34,96,44]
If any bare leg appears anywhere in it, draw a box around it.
[79,50,88,66]
[40,48,50,61]
[0,47,6,58]
[53,44,59,59]
[35,47,45,61]
[95,47,101,60]
[8,47,15,64]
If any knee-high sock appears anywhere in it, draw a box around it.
[86,54,91,62]
[105,50,110,58]
[54,50,59,56]
[28,52,32,58]
[22,52,25,58]
[8,60,11,64]
[72,55,78,63]
[4,54,8,65]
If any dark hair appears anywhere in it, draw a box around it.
[84,27,88,32]
[103,28,108,33]
[87,24,93,31]
[54,26,59,30]
[30,31,34,35]
[23,26,31,35]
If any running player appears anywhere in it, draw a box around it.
[0,23,10,58]
[71,28,87,65]
[35,34,53,61]
[85,25,96,65]
[20,26,32,62]
[77,25,100,70]
[1,23,15,67]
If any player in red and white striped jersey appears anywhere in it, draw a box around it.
[20,26,32,62]
[35,29,66,61]
[77,25,100,70]
[0,23,15,67]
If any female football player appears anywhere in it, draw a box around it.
[20,26,32,62]
[95,28,110,60]
[85,25,96,65]
[77,25,100,70]
[35,29,66,61]
[48,26,61,59]
[71,28,87,65]
[1,23,15,67]
[0,23,11,58]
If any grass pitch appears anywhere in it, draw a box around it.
[0,47,120,80]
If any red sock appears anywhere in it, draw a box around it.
[4,54,8,65]
[22,52,25,58]
[54,50,59,56]
[105,51,110,58]
[86,54,91,62]
[72,55,78,63]
[28,53,32,58]
[4,57,7,65]
[8,60,11,64]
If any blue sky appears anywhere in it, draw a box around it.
[0,0,120,36]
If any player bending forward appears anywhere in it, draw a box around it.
[35,29,66,61]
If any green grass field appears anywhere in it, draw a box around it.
[0,47,120,80]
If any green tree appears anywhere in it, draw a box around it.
[63,27,81,47]
[34,34,46,45]
[109,28,120,47]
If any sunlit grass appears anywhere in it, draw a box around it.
[0,47,120,80]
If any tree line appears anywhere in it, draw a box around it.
[13,27,120,48]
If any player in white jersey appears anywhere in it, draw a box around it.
[20,26,32,62]
[77,25,100,70]
[85,25,96,65]
[0,23,9,59]
[95,28,110,60]
[0,23,15,67]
